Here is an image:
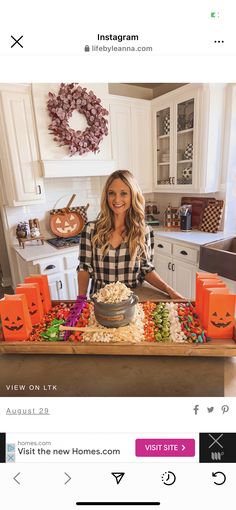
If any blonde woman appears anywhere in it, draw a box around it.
[77,170,183,299]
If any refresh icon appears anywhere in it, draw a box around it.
[161,471,176,486]
[212,471,226,485]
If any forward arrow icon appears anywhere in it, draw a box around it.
[64,472,71,485]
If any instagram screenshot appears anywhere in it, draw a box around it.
[0,1,236,508]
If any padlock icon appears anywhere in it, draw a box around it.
[84,45,90,52]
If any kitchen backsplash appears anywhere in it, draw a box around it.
[4,181,226,246]
[144,191,226,225]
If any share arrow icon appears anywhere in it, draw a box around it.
[111,472,125,485]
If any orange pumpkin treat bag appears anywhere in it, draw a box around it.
[197,278,225,321]
[195,272,218,314]
[0,294,32,341]
[24,275,52,313]
[16,283,44,325]
[205,291,236,339]
[202,287,230,329]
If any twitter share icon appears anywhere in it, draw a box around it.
[207,407,214,413]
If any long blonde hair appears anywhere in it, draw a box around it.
[92,170,147,260]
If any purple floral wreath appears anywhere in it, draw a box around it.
[47,83,109,156]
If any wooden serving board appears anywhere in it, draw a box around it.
[0,300,235,356]
[0,338,236,356]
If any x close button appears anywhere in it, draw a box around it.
[200,433,236,462]
[11,35,23,48]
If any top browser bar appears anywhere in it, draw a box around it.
[0,1,235,56]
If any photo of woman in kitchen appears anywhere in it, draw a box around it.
[77,169,184,300]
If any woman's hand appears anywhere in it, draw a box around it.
[167,289,186,300]
[144,270,186,300]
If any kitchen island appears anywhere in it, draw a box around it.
[5,232,236,396]
[0,327,235,397]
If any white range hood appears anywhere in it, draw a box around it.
[42,158,117,178]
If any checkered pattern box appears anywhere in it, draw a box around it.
[200,200,224,233]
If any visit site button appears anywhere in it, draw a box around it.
[135,439,195,457]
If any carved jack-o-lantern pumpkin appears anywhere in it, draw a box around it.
[0,294,32,341]
[16,283,44,325]
[24,275,51,314]
[50,211,84,238]
[204,291,236,339]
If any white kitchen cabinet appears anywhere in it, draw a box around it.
[152,84,226,193]
[172,259,198,300]
[154,253,173,288]
[65,270,79,300]
[15,249,79,300]
[109,96,153,192]
[47,273,67,301]
[154,236,199,300]
[0,84,45,206]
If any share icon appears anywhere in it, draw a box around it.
[111,472,125,485]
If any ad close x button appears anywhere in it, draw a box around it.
[200,433,236,462]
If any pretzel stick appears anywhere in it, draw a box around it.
[59,325,102,333]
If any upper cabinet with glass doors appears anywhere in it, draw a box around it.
[152,84,226,193]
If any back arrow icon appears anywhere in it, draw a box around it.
[64,472,71,485]
[212,471,226,485]
[13,473,21,485]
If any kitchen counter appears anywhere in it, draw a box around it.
[12,229,235,262]
[13,241,79,262]
[152,227,235,247]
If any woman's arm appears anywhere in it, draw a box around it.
[77,222,94,297]
[144,270,185,299]
[77,270,90,296]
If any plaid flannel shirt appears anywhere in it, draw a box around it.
[77,221,155,294]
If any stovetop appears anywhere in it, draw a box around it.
[46,235,81,249]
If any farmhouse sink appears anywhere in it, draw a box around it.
[199,237,236,281]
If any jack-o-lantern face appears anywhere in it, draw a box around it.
[16,283,44,326]
[50,211,84,238]
[206,294,236,339]
[211,311,232,328]
[55,214,78,234]
[24,275,51,314]
[29,302,37,315]
[0,294,32,341]
[3,315,23,331]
